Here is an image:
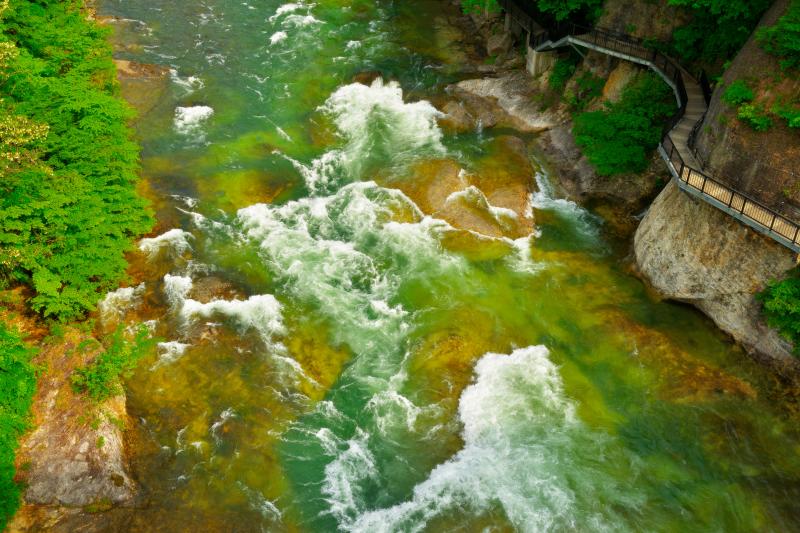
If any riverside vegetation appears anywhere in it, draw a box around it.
[3,0,800,530]
[0,0,151,524]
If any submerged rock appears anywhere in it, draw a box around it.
[607,311,757,402]
[380,136,536,242]
[114,59,170,118]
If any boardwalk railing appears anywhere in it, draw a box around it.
[661,134,800,250]
[498,0,800,253]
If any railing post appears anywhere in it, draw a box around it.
[793,226,799,244]
[700,174,707,193]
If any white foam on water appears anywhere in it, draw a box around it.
[445,185,519,230]
[290,79,445,194]
[283,14,321,27]
[169,69,205,94]
[531,171,600,239]
[269,3,303,22]
[163,274,194,308]
[181,294,287,349]
[239,481,283,521]
[161,273,311,384]
[270,31,288,45]
[138,228,194,259]
[152,341,191,369]
[345,346,644,532]
[174,105,214,140]
[98,283,146,325]
[322,429,380,524]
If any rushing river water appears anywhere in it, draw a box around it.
[95,0,800,531]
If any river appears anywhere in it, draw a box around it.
[97,0,800,530]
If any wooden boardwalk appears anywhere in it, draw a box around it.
[498,0,800,253]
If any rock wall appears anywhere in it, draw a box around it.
[635,182,797,370]
[694,0,800,221]
[635,0,800,369]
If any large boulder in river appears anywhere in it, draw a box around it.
[380,136,536,241]
[449,70,559,133]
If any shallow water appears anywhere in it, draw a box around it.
[98,0,800,531]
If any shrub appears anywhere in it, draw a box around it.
[722,80,755,106]
[573,73,674,175]
[0,0,153,321]
[775,105,800,128]
[549,57,578,91]
[535,0,601,22]
[737,103,773,131]
[0,322,37,530]
[71,326,156,402]
[759,270,800,355]
[668,0,772,64]
[758,0,800,71]
[461,0,499,15]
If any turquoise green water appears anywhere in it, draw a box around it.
[98,0,800,531]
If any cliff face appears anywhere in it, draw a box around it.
[694,0,800,220]
[597,0,689,41]
[635,182,796,369]
[635,0,799,369]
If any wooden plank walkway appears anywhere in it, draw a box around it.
[498,2,800,253]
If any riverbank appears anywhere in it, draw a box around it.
[9,0,800,530]
[0,0,152,527]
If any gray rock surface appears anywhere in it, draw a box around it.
[635,181,797,367]
[451,70,559,132]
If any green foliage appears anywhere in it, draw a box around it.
[774,104,800,128]
[722,80,754,106]
[0,322,37,529]
[535,0,601,22]
[71,326,156,402]
[562,69,604,111]
[759,270,800,355]
[461,0,499,15]
[667,0,772,64]
[549,57,577,91]
[573,73,674,175]
[0,0,153,321]
[758,0,800,71]
[737,103,772,131]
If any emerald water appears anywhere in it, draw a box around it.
[97,0,800,531]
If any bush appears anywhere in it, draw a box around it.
[758,0,800,71]
[759,270,800,355]
[668,0,772,64]
[0,0,153,321]
[737,103,773,131]
[461,0,499,15]
[71,326,156,402]
[573,73,674,175]
[722,80,755,106]
[775,105,800,128]
[549,57,577,91]
[535,0,601,22]
[0,322,37,530]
